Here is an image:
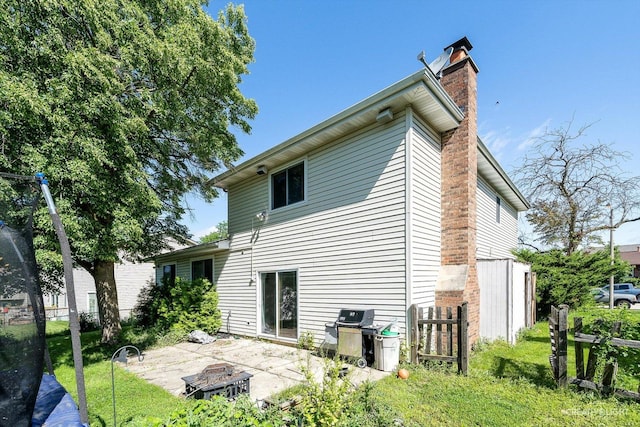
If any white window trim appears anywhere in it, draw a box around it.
[268,158,308,212]
[256,268,300,343]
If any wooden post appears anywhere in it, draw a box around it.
[602,321,622,396]
[458,302,468,375]
[425,307,433,355]
[557,304,569,387]
[446,306,453,358]
[574,317,584,379]
[549,305,558,381]
[409,304,420,364]
[435,306,443,356]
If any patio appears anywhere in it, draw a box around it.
[125,335,390,402]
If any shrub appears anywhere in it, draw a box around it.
[514,248,629,315]
[293,354,353,427]
[78,311,99,332]
[574,307,640,382]
[133,278,222,335]
[131,395,287,426]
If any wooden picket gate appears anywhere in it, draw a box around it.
[409,302,468,374]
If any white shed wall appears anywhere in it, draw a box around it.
[478,259,531,344]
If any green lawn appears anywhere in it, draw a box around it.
[43,311,640,426]
[45,323,184,426]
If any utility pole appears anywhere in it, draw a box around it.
[609,204,614,309]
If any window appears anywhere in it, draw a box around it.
[192,259,213,283]
[271,162,305,209]
[496,196,501,224]
[87,292,99,323]
[161,264,176,286]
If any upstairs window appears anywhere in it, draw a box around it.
[192,259,213,283]
[496,196,501,224]
[272,161,305,209]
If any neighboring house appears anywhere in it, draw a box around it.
[152,37,531,347]
[586,244,640,279]
[43,239,194,321]
[617,244,640,278]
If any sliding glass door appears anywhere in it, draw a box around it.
[261,271,297,339]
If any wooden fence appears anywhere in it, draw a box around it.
[549,305,640,401]
[409,302,468,374]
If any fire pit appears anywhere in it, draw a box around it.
[181,363,252,400]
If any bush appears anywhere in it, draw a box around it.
[78,311,99,332]
[514,248,629,315]
[573,307,640,383]
[131,395,287,426]
[133,278,222,335]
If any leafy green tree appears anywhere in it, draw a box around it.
[199,220,228,243]
[0,0,256,343]
[514,248,630,315]
[514,121,640,255]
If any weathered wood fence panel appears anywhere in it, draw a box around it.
[548,304,568,387]
[409,302,468,374]
[548,305,640,401]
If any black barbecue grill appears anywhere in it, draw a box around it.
[333,309,377,368]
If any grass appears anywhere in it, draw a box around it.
[374,310,640,426]
[45,322,184,426]
[43,310,640,426]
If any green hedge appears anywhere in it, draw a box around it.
[133,277,221,335]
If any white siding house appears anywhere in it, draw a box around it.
[153,38,530,346]
[44,260,155,321]
[44,240,194,322]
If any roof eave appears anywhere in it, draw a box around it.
[149,239,229,264]
[477,137,530,211]
[210,69,464,190]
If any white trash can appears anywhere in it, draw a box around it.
[374,334,399,372]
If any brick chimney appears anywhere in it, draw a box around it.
[436,37,481,346]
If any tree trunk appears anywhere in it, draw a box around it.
[94,260,121,344]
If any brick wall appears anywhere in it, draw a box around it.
[436,49,480,346]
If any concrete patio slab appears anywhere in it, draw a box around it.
[124,335,391,402]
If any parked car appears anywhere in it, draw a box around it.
[593,288,638,308]
[599,283,640,298]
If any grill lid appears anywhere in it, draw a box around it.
[336,309,374,327]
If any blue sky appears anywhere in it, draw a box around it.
[187,0,640,246]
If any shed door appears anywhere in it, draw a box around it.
[260,271,297,340]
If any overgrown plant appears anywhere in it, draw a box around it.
[294,354,353,427]
[297,330,315,350]
[133,278,222,335]
[575,308,640,383]
[132,395,286,426]
[514,248,629,314]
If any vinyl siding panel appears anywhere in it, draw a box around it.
[408,114,442,308]
[46,261,155,320]
[476,176,518,259]
[222,115,409,343]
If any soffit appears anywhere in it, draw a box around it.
[477,138,530,212]
[210,69,463,190]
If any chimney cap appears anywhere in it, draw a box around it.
[444,36,473,53]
